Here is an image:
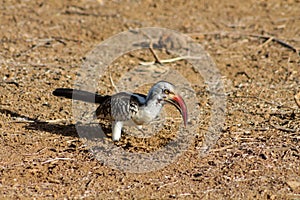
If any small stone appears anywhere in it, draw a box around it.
[9,47,15,52]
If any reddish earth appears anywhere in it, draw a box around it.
[0,0,299,199]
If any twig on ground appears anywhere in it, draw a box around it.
[158,181,178,190]
[139,31,205,65]
[41,157,74,165]
[0,80,19,87]
[109,73,119,93]
[44,119,68,124]
[10,117,36,123]
[188,31,299,56]
[258,36,274,49]
[51,36,82,44]
[63,10,100,17]
[23,147,48,156]
[269,119,296,133]
[178,193,192,197]
[149,40,162,65]
[211,144,235,152]
[139,55,202,66]
[247,34,299,55]
[140,31,162,64]
[269,123,296,133]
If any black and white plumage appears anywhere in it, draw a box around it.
[53,81,188,141]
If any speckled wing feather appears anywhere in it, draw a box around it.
[95,92,146,121]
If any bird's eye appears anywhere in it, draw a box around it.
[163,89,170,95]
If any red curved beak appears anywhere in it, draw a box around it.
[166,95,188,126]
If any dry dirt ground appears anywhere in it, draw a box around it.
[1,0,300,199]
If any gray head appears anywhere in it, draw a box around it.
[146,81,188,126]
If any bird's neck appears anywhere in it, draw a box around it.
[145,96,163,114]
[140,92,163,121]
[131,92,163,125]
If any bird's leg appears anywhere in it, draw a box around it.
[112,121,123,141]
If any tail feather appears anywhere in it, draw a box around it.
[53,88,110,104]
